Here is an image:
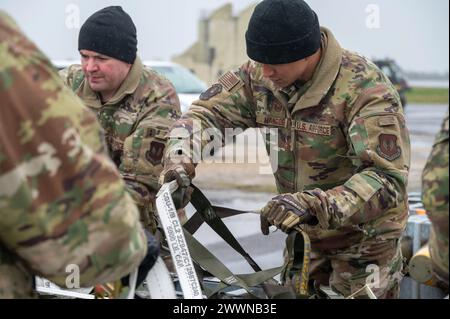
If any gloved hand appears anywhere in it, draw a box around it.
[121,229,159,288]
[260,214,271,235]
[260,193,318,234]
[159,158,195,209]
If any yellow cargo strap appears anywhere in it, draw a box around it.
[282,229,311,298]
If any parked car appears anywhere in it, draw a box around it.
[144,61,207,113]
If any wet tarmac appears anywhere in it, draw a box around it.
[406,103,448,147]
[405,103,448,192]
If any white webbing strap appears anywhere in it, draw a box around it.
[35,277,94,299]
[145,256,177,299]
[156,181,202,299]
[126,268,138,299]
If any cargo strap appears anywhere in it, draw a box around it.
[145,257,177,299]
[156,182,203,299]
[184,229,283,298]
[186,185,262,272]
[35,277,95,299]
[184,184,311,299]
[282,230,311,297]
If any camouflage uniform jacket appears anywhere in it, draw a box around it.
[0,11,147,298]
[422,111,449,286]
[166,28,411,251]
[60,59,181,230]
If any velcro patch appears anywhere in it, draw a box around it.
[219,71,243,92]
[256,114,332,136]
[377,133,401,161]
[378,116,397,127]
[256,114,289,128]
[344,174,382,201]
[292,121,332,136]
[146,141,165,165]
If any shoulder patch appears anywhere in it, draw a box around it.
[377,134,401,161]
[218,71,243,92]
[146,141,165,165]
[200,83,223,101]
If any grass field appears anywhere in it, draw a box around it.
[406,87,449,104]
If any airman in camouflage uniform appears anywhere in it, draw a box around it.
[0,11,148,298]
[422,112,449,292]
[161,0,410,298]
[59,7,181,232]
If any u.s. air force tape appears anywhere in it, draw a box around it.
[156,181,203,299]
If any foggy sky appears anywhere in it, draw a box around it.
[1,0,448,73]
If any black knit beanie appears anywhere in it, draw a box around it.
[78,6,137,64]
[246,0,321,64]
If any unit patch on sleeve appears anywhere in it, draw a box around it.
[146,141,165,165]
[376,133,401,161]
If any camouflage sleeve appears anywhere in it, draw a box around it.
[58,67,71,86]
[0,11,146,287]
[120,72,181,229]
[422,111,449,214]
[164,62,257,163]
[304,82,410,231]
[421,112,449,279]
[58,65,83,91]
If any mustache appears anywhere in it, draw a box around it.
[87,73,103,78]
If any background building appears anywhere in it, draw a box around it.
[173,3,256,85]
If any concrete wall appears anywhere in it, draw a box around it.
[173,3,257,85]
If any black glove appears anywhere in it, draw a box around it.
[121,229,159,288]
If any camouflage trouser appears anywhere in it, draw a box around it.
[429,228,449,293]
[307,239,404,299]
[138,204,158,234]
[0,249,36,299]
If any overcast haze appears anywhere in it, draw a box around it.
[1,0,448,73]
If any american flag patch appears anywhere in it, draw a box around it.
[218,71,242,92]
